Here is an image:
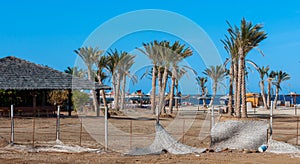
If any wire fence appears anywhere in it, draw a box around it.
[0,106,299,152]
[0,107,214,151]
[272,115,300,145]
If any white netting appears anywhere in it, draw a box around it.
[4,140,102,153]
[126,123,206,155]
[267,139,300,154]
[211,120,269,150]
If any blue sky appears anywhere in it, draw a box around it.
[1,1,300,94]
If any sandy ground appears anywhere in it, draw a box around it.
[0,106,300,163]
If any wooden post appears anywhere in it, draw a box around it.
[96,89,100,117]
[80,117,82,146]
[267,129,269,143]
[211,106,214,129]
[56,106,60,141]
[209,106,214,147]
[130,120,132,149]
[270,101,273,139]
[295,105,297,115]
[297,117,299,145]
[68,89,72,117]
[182,119,185,144]
[32,92,37,147]
[105,104,108,151]
[10,105,14,145]
[156,105,159,122]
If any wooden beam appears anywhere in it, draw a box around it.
[68,89,72,116]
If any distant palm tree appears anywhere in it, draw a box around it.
[106,49,125,110]
[64,66,74,74]
[168,41,193,113]
[226,18,267,118]
[222,33,238,115]
[157,41,172,115]
[267,71,277,107]
[256,66,270,109]
[118,52,136,111]
[273,71,291,109]
[203,65,227,106]
[96,55,110,116]
[74,47,103,115]
[169,66,188,113]
[106,50,118,98]
[64,66,85,78]
[196,76,208,107]
[137,41,161,114]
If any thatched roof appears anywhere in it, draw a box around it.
[0,56,110,90]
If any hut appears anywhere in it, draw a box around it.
[0,56,110,116]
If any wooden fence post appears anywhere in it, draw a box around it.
[80,117,82,146]
[270,101,273,139]
[32,93,37,147]
[105,105,108,151]
[130,120,132,149]
[297,117,299,145]
[56,106,60,141]
[182,119,185,144]
[10,105,14,145]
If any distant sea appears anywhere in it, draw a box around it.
[182,94,300,106]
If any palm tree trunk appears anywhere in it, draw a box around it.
[112,75,117,109]
[87,69,99,114]
[235,57,242,118]
[260,81,268,109]
[101,90,109,117]
[202,87,207,107]
[234,58,238,116]
[92,90,99,114]
[115,73,121,110]
[267,79,272,108]
[175,80,179,109]
[158,66,168,115]
[120,73,126,110]
[209,83,217,106]
[274,87,279,109]
[97,75,109,117]
[241,59,247,118]
[151,66,157,114]
[227,62,234,115]
[168,76,175,114]
[157,67,162,121]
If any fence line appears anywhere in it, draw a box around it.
[1,110,299,151]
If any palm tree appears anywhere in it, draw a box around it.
[64,66,85,78]
[168,41,193,113]
[168,66,188,113]
[273,71,290,109]
[137,41,161,114]
[96,56,110,116]
[106,49,124,110]
[74,47,103,115]
[196,76,208,107]
[157,41,172,115]
[118,52,136,111]
[256,66,270,109]
[203,65,227,106]
[226,18,267,118]
[64,66,74,74]
[222,33,238,115]
[267,71,277,107]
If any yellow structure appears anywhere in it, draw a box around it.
[246,93,261,108]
